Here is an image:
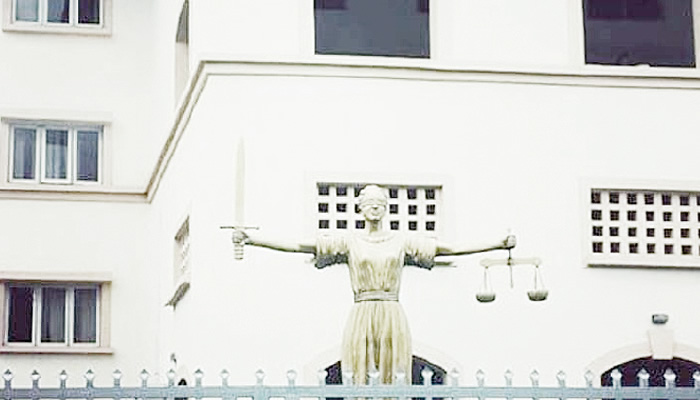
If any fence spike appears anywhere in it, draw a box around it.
[287,370,297,386]
[610,369,622,389]
[31,370,41,389]
[220,369,230,386]
[449,369,459,387]
[194,369,204,387]
[395,370,407,386]
[556,371,566,387]
[342,370,353,386]
[637,368,649,388]
[664,368,676,388]
[584,370,594,387]
[84,369,95,387]
[140,369,150,387]
[317,369,328,386]
[3,369,12,384]
[255,369,265,385]
[693,370,700,389]
[530,370,540,387]
[422,369,434,386]
[167,369,176,386]
[368,370,380,386]
[504,369,513,387]
[476,369,485,387]
[111,370,122,387]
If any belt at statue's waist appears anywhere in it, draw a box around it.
[354,290,399,302]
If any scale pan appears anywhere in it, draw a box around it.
[527,289,548,301]
[476,292,496,303]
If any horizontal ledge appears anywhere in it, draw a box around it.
[0,270,112,283]
[0,346,113,355]
[0,187,146,202]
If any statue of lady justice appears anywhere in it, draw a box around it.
[233,185,515,385]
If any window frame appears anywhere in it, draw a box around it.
[8,122,103,185]
[1,280,108,352]
[2,0,112,35]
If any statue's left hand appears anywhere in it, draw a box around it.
[503,235,516,250]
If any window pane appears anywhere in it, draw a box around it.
[78,0,100,24]
[8,286,33,343]
[41,287,66,343]
[45,129,68,180]
[15,0,39,21]
[315,0,430,57]
[12,128,36,180]
[76,131,99,181]
[47,0,70,23]
[74,288,97,343]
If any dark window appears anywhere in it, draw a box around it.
[337,220,347,229]
[336,186,347,196]
[319,220,330,229]
[662,194,672,205]
[314,0,430,58]
[8,286,33,343]
[592,210,602,220]
[682,245,692,255]
[646,211,654,221]
[628,227,637,237]
[426,221,435,231]
[609,192,619,203]
[627,193,637,204]
[407,188,417,199]
[610,227,619,236]
[645,193,655,204]
[665,244,674,254]
[647,228,655,237]
[389,188,399,198]
[78,0,100,24]
[337,203,347,212]
[425,188,435,199]
[390,204,399,214]
[390,221,399,230]
[664,228,673,238]
[593,242,603,253]
[627,210,636,221]
[629,243,638,253]
[663,212,672,222]
[680,195,690,205]
[319,203,329,213]
[611,242,620,253]
[647,243,656,253]
[318,185,330,196]
[583,0,695,67]
[593,226,603,236]
[409,221,417,231]
[408,205,417,215]
[681,211,689,221]
[591,191,601,203]
[610,210,619,221]
[426,204,435,215]
[681,228,690,238]
[355,220,365,229]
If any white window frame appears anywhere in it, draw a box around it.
[8,122,103,185]
[2,0,112,35]
[2,283,100,349]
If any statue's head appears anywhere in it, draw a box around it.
[358,185,388,222]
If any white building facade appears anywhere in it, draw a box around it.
[2,0,700,389]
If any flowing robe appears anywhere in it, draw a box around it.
[316,233,436,384]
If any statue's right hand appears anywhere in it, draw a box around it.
[232,229,249,245]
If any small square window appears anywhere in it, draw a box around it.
[425,188,435,199]
[408,221,417,231]
[627,193,637,204]
[680,195,690,206]
[318,203,329,213]
[611,242,620,253]
[662,194,672,205]
[646,211,654,222]
[629,243,638,254]
[408,205,417,215]
[426,204,435,215]
[682,245,692,255]
[389,188,399,199]
[628,227,637,237]
[645,193,655,204]
[390,221,399,230]
[389,204,399,214]
[336,220,347,229]
[355,204,361,214]
[610,227,619,236]
[647,228,655,237]
[647,243,656,254]
[663,212,672,222]
[355,220,365,229]
[681,228,690,238]
[627,211,636,221]
[610,210,619,221]
[336,186,347,196]
[337,203,347,213]
[593,242,603,253]
[592,210,602,220]
[609,192,619,203]
[591,191,601,204]
[318,185,330,196]
[665,244,674,254]
[407,188,417,200]
[681,212,689,222]
[319,220,330,229]
[593,226,603,236]
[426,221,435,231]
[664,228,673,238]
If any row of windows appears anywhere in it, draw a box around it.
[592,210,700,222]
[9,123,102,184]
[594,227,700,238]
[6,0,695,68]
[314,0,695,67]
[4,284,100,348]
[593,242,697,255]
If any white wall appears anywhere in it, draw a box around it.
[151,68,700,386]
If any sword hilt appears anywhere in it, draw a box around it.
[220,225,258,261]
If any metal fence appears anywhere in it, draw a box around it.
[3,368,700,400]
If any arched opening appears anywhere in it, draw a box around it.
[601,357,700,386]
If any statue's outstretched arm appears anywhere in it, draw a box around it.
[233,229,316,254]
[435,234,515,257]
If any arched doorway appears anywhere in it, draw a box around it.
[601,357,700,386]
